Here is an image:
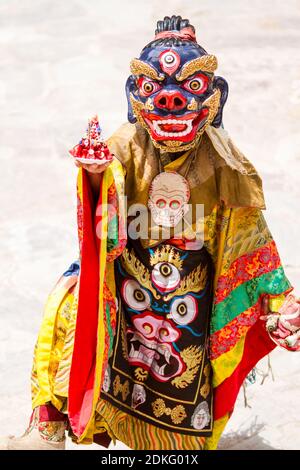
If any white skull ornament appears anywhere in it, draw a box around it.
[148,171,190,228]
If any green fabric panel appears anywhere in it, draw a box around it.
[107,214,119,252]
[106,302,114,357]
[211,266,291,333]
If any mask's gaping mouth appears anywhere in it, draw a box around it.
[142,109,209,142]
[153,119,193,137]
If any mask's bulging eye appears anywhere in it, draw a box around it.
[138,77,161,97]
[144,82,154,93]
[122,279,151,311]
[170,295,198,325]
[165,55,174,64]
[182,73,209,95]
[159,49,181,75]
[190,80,202,91]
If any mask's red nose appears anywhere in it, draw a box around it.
[154,90,187,111]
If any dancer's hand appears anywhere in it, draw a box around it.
[260,294,300,351]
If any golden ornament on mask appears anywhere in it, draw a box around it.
[176,55,218,81]
[145,97,154,111]
[163,140,183,149]
[187,98,198,111]
[202,88,221,123]
[130,58,164,81]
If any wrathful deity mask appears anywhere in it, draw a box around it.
[126,15,228,152]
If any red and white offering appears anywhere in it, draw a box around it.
[69,115,113,164]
